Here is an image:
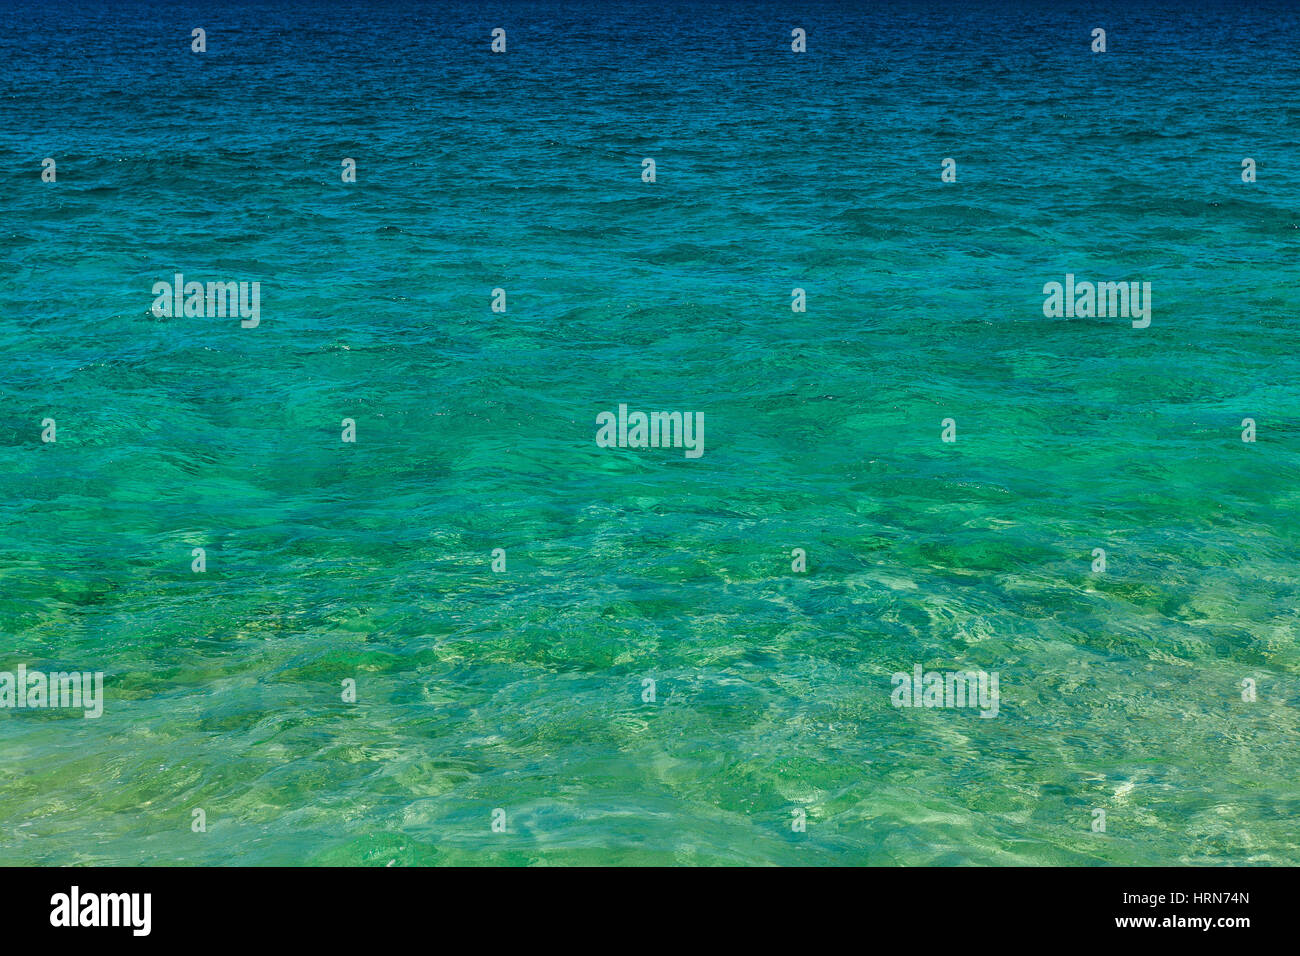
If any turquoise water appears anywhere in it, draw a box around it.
[2,0,1299,865]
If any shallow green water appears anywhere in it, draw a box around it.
[2,0,1298,864]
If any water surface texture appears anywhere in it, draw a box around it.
[2,0,1298,865]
